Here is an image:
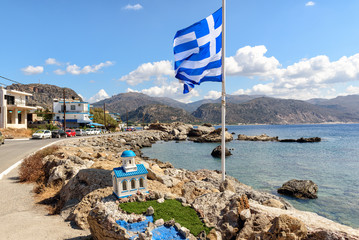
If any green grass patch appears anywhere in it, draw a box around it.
[120,199,211,236]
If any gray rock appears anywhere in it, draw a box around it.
[154,218,164,227]
[240,209,251,221]
[157,198,165,203]
[146,206,154,216]
[211,145,232,158]
[278,179,318,199]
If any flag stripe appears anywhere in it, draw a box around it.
[173,32,197,47]
[173,8,222,94]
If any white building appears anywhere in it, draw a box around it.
[0,87,37,129]
[53,98,92,128]
[112,150,148,198]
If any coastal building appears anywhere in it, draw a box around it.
[0,87,37,129]
[53,98,92,128]
[112,150,148,198]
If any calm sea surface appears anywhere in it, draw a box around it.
[141,124,359,228]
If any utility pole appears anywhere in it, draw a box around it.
[103,103,106,130]
[126,110,128,129]
[63,89,66,130]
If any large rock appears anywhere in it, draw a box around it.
[262,214,308,240]
[211,145,232,158]
[278,179,318,199]
[238,133,278,141]
[194,128,233,143]
[188,125,215,137]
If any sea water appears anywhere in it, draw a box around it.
[141,124,359,228]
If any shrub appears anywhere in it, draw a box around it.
[19,145,59,183]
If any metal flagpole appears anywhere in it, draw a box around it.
[221,0,226,181]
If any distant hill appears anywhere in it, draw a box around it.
[6,83,82,110]
[192,97,359,124]
[124,104,199,124]
[307,95,359,117]
[187,94,263,112]
[93,92,190,114]
[7,83,359,125]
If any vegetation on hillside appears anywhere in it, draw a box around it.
[90,107,119,130]
[120,199,211,236]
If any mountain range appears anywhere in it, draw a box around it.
[6,83,359,125]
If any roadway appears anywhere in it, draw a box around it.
[0,138,59,175]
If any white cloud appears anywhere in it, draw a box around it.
[204,90,221,99]
[226,45,280,76]
[88,89,110,103]
[126,88,139,93]
[305,1,315,7]
[346,85,359,95]
[78,93,85,101]
[119,60,174,86]
[21,65,44,75]
[45,58,60,65]
[66,61,114,75]
[123,4,143,10]
[128,82,198,103]
[54,69,66,75]
[227,46,359,99]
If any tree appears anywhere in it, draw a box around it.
[90,108,118,130]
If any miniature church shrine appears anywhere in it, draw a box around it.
[112,150,148,198]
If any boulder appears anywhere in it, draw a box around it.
[278,179,318,199]
[238,133,278,141]
[211,145,232,158]
[194,128,233,143]
[263,198,286,209]
[188,125,215,137]
[262,214,308,240]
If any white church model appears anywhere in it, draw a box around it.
[112,150,148,198]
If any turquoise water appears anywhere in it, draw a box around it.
[142,124,359,228]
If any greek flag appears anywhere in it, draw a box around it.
[174,8,222,94]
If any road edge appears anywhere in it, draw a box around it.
[0,140,62,180]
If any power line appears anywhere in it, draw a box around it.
[0,81,8,86]
[0,75,22,85]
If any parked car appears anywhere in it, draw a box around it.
[0,131,4,145]
[65,129,76,137]
[32,130,52,139]
[75,129,86,136]
[85,129,94,135]
[93,128,101,135]
[51,129,67,138]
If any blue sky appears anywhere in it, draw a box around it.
[1,0,359,103]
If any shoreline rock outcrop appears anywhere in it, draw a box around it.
[278,179,318,199]
[36,129,359,240]
[238,133,321,143]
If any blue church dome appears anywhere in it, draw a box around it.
[121,150,136,158]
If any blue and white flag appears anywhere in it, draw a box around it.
[174,8,222,94]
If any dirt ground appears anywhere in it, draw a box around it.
[0,128,33,139]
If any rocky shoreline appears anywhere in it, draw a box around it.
[35,123,359,239]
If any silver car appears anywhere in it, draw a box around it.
[75,129,87,136]
[32,130,52,139]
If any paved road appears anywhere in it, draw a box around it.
[0,138,60,174]
[0,137,91,239]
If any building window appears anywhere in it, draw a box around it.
[5,95,15,105]
[71,105,75,110]
[131,179,136,189]
[122,180,127,191]
[139,178,144,188]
